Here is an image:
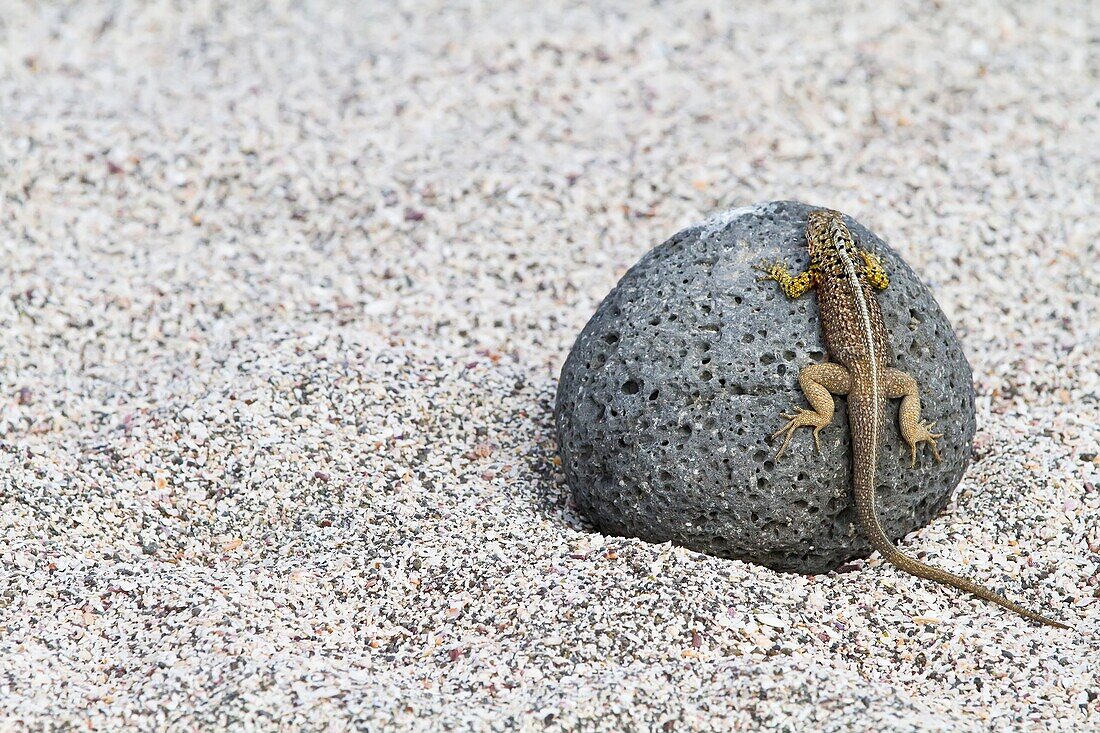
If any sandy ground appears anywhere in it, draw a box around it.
[1,1,1098,730]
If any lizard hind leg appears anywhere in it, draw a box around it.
[884,368,944,466]
[771,362,851,459]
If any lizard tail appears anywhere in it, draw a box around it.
[848,396,1069,630]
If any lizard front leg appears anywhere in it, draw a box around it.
[884,368,943,466]
[772,362,851,459]
[755,261,817,299]
[859,250,890,290]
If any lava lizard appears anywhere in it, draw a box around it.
[756,208,1067,629]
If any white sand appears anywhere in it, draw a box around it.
[1,1,1098,730]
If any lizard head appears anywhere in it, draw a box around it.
[806,209,862,275]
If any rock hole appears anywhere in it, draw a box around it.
[622,380,640,395]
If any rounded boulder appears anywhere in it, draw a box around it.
[555,200,976,574]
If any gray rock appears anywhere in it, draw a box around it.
[555,201,976,574]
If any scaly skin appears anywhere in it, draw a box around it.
[758,209,1067,629]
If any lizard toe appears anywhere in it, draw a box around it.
[811,426,824,452]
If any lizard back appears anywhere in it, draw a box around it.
[806,210,892,381]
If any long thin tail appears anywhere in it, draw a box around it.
[849,397,1068,629]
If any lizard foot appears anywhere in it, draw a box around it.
[771,407,827,460]
[907,420,943,467]
[753,261,787,283]
[754,260,816,299]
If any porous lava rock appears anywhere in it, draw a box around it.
[555,200,976,573]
